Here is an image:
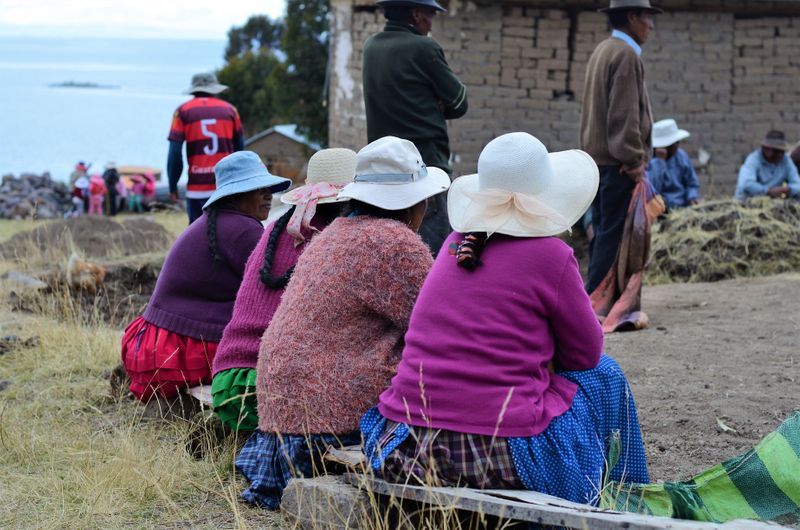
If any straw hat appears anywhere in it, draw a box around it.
[281,148,357,206]
[339,137,450,210]
[652,119,690,149]
[448,132,599,238]
[203,152,291,210]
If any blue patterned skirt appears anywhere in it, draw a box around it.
[362,354,650,505]
[235,429,361,509]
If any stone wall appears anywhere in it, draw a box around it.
[329,0,800,195]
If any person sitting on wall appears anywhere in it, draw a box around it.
[361,133,650,505]
[646,119,700,210]
[210,148,357,432]
[735,130,800,201]
[235,137,448,509]
[120,152,290,403]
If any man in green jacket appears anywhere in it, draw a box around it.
[580,0,660,294]
[363,0,468,253]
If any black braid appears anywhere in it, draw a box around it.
[455,232,489,271]
[259,206,297,289]
[207,207,220,262]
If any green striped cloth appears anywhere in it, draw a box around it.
[602,411,800,526]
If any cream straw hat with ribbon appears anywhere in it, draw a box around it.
[279,148,357,245]
[448,132,599,238]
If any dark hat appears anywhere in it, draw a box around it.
[375,0,446,12]
[761,130,791,151]
[599,0,663,13]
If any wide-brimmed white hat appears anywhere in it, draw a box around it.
[448,132,599,238]
[184,72,228,95]
[281,148,357,206]
[652,119,690,149]
[339,137,450,210]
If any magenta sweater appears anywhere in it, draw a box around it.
[378,233,603,438]
[142,210,263,342]
[257,216,433,435]
[212,214,330,375]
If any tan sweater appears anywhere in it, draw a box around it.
[580,37,653,168]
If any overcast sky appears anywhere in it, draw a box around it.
[0,0,287,40]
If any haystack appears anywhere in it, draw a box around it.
[649,198,800,283]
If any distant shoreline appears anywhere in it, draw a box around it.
[48,81,120,90]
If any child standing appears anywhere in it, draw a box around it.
[129,175,145,213]
[88,175,107,216]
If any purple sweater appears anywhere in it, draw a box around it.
[211,214,330,375]
[143,209,263,342]
[378,233,604,438]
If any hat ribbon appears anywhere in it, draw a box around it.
[286,182,343,246]
[461,188,570,236]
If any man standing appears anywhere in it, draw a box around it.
[363,0,468,253]
[102,161,120,216]
[734,130,800,201]
[580,0,660,294]
[168,72,244,223]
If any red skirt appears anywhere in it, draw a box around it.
[121,316,218,401]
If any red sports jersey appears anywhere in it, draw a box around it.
[168,97,243,197]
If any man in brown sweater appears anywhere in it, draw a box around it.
[580,0,660,293]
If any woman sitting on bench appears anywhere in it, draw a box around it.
[210,148,357,431]
[236,137,449,509]
[362,133,650,505]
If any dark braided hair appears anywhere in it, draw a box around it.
[455,232,488,271]
[206,206,221,262]
[259,206,297,289]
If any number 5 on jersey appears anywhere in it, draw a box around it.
[201,119,219,155]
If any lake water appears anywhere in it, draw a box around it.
[0,36,226,182]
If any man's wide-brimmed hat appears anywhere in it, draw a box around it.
[203,151,291,210]
[761,130,791,151]
[652,119,690,149]
[448,132,599,238]
[599,0,663,13]
[339,137,450,210]
[184,72,229,95]
[281,148,357,206]
[375,0,446,12]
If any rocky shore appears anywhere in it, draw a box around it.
[0,173,72,220]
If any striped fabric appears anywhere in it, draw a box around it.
[603,411,800,526]
[167,97,243,196]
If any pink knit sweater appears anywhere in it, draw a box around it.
[211,214,331,375]
[257,216,433,435]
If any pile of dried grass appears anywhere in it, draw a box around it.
[649,197,800,284]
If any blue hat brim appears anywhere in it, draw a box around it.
[203,173,292,210]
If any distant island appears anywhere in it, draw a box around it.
[49,81,120,90]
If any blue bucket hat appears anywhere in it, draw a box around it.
[203,151,291,210]
[376,0,446,12]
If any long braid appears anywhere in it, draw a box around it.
[455,232,489,271]
[259,206,296,289]
[206,207,220,262]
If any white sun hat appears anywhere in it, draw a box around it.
[339,137,450,210]
[652,119,691,149]
[448,132,599,238]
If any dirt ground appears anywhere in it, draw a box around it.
[610,273,800,482]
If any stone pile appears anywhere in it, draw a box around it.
[0,173,73,219]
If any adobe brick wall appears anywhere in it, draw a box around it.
[329,0,800,195]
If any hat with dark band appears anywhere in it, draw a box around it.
[375,0,446,12]
[599,0,663,13]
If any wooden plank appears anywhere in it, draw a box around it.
[324,445,367,469]
[344,475,788,530]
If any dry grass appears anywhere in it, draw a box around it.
[0,214,284,529]
[648,197,800,284]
